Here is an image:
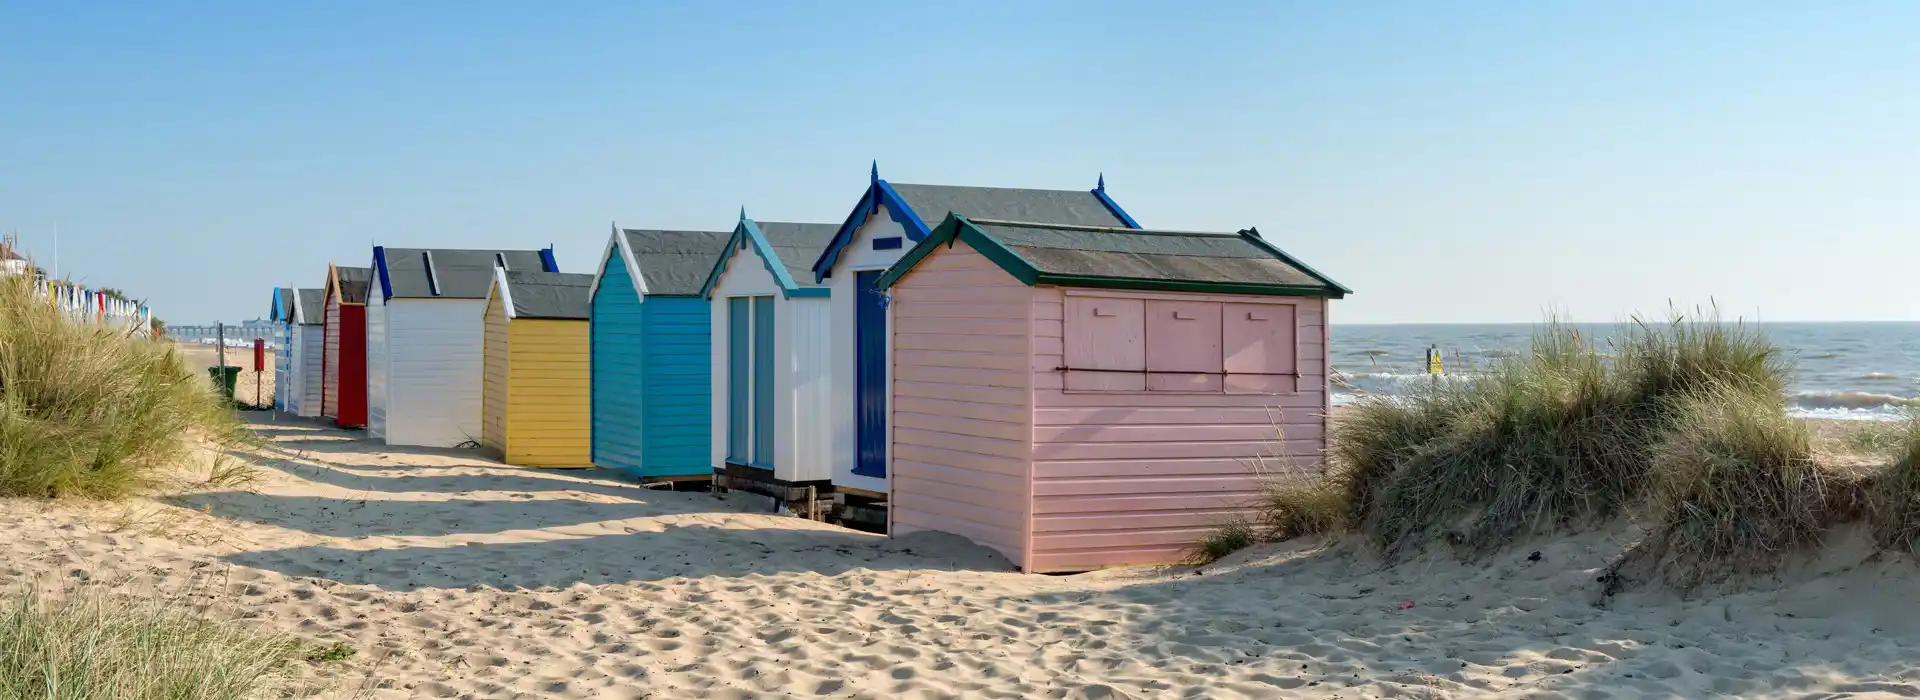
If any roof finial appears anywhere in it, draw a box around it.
[1096,173,1106,192]
[739,206,748,222]
[871,160,879,184]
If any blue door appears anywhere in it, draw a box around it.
[853,271,887,478]
[726,297,750,464]
[751,296,775,468]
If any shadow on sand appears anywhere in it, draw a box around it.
[222,526,1005,590]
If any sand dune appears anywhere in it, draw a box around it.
[1,413,1917,698]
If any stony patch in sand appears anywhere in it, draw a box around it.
[0,413,1916,698]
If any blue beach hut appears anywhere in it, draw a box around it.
[588,225,736,481]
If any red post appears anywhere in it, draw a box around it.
[253,338,265,371]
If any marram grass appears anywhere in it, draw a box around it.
[0,272,239,498]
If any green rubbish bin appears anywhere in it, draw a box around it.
[208,366,240,400]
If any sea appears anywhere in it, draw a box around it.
[1332,323,1920,421]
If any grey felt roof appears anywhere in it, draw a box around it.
[890,183,1126,229]
[335,266,371,304]
[295,288,326,325]
[754,222,840,288]
[618,229,735,297]
[271,288,294,322]
[972,220,1340,291]
[500,271,594,320]
[380,248,548,299]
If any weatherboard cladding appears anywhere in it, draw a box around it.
[501,271,594,320]
[619,229,734,297]
[295,289,326,325]
[380,249,548,299]
[888,184,1127,230]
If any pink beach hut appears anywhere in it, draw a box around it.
[872,214,1351,573]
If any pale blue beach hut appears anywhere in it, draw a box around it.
[588,225,736,481]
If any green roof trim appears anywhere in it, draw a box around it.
[877,214,1349,299]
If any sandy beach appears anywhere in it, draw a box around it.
[0,410,1910,698]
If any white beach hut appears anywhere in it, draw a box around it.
[283,288,326,417]
[700,214,839,510]
[807,165,1144,511]
[367,246,558,447]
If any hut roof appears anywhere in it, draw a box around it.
[616,228,735,297]
[811,171,1141,281]
[888,184,1128,230]
[294,288,326,325]
[374,247,554,300]
[494,271,594,320]
[878,215,1350,298]
[270,288,295,322]
[333,266,372,304]
[700,218,839,299]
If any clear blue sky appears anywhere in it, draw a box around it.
[3,1,1915,324]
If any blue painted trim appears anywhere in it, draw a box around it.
[539,246,559,272]
[372,246,392,300]
[1092,186,1143,230]
[270,288,286,322]
[700,217,829,300]
[809,178,931,283]
[872,237,902,251]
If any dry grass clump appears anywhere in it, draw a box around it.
[1867,415,1920,553]
[0,272,240,498]
[1610,389,1862,589]
[0,586,305,700]
[1343,315,1788,560]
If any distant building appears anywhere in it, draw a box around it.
[0,240,27,277]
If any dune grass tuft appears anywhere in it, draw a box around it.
[0,272,239,498]
[1868,415,1920,554]
[0,586,304,700]
[1336,314,1789,560]
[1187,519,1258,565]
[1610,389,1859,589]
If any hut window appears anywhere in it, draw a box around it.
[1065,294,1300,394]
[1063,297,1145,391]
[1222,302,1299,394]
[1145,300,1223,391]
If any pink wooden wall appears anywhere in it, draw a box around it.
[888,245,1332,573]
[888,246,1034,569]
[1029,288,1328,572]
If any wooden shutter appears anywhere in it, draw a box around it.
[1145,300,1223,392]
[1222,302,1298,394]
[1063,296,1145,391]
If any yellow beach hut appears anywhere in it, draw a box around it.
[482,269,596,467]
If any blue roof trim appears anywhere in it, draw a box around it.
[701,217,829,300]
[1092,176,1143,230]
[372,246,392,300]
[538,246,559,272]
[809,177,931,283]
[270,288,287,322]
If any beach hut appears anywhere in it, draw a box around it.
[270,288,295,412]
[481,269,595,466]
[701,214,840,508]
[809,165,1143,516]
[366,246,557,447]
[268,287,326,417]
[873,214,1351,572]
[588,226,735,481]
[321,265,371,428]
[287,288,326,417]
